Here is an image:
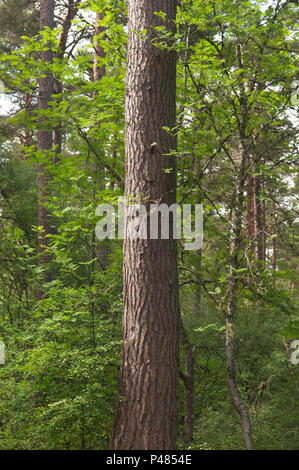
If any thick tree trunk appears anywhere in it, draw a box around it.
[37,0,55,288]
[110,0,179,450]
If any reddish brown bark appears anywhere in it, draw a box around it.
[110,0,179,450]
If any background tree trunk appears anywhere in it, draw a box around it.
[182,157,201,446]
[225,43,254,451]
[53,0,78,161]
[254,172,264,262]
[245,154,255,243]
[93,11,106,83]
[37,0,55,289]
[110,0,179,450]
[226,142,254,450]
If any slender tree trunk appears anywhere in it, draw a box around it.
[179,318,195,447]
[21,93,33,155]
[93,12,106,83]
[245,154,255,243]
[53,0,78,161]
[272,235,277,270]
[225,43,254,451]
[254,172,264,262]
[92,11,111,268]
[37,0,55,289]
[290,281,295,301]
[182,157,201,446]
[271,203,277,271]
[90,10,106,341]
[261,174,266,261]
[226,150,254,449]
[110,0,179,450]
[183,342,195,445]
[92,10,106,155]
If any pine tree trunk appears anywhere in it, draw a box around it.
[110,0,179,450]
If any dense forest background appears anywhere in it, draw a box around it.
[0,0,298,450]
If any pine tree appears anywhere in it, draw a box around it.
[110,0,179,450]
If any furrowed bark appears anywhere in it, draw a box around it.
[110,0,179,450]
